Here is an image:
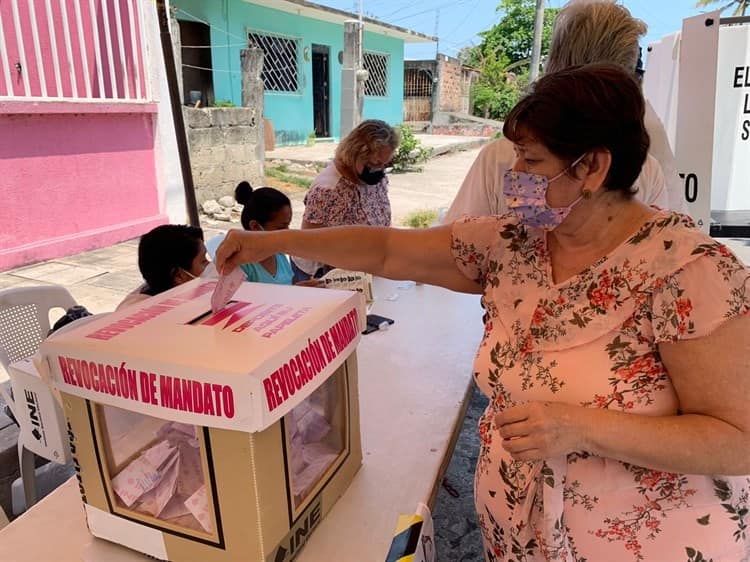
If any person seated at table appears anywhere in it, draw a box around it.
[441,0,680,224]
[291,119,399,282]
[216,64,750,561]
[117,224,209,310]
[232,181,294,285]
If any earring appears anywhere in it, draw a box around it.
[582,188,593,199]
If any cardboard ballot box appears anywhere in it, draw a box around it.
[39,279,364,562]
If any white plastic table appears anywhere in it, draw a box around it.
[0,279,483,562]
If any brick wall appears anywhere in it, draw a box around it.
[438,55,464,113]
[184,107,263,204]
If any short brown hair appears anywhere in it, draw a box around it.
[335,120,399,183]
[546,1,646,76]
[503,63,649,196]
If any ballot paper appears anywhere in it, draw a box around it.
[137,454,180,517]
[110,422,209,532]
[287,397,341,505]
[111,439,177,508]
[185,485,213,533]
[211,267,245,313]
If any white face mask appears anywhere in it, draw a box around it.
[181,263,215,280]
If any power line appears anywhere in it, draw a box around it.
[386,0,473,23]
[442,0,481,41]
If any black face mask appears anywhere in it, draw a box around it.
[358,167,386,185]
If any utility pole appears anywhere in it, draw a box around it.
[435,9,440,57]
[529,0,545,81]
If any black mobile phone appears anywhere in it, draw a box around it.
[362,314,395,334]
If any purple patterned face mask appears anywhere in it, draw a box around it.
[503,154,587,231]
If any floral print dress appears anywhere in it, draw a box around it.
[302,161,391,227]
[450,210,750,562]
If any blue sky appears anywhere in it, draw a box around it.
[312,1,717,60]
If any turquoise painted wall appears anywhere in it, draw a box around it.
[173,0,406,145]
[363,31,404,127]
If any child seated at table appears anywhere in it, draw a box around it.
[232,181,294,285]
[118,224,210,310]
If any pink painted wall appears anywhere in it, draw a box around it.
[0,110,167,270]
[0,0,147,100]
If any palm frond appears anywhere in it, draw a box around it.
[694,0,747,14]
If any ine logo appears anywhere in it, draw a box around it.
[24,390,46,445]
[270,499,323,562]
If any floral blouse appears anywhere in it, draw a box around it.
[451,210,750,562]
[302,161,391,227]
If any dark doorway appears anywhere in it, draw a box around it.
[178,20,214,106]
[312,44,330,138]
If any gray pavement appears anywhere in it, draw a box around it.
[266,133,489,164]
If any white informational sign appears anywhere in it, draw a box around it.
[711,24,750,211]
[673,11,722,231]
[644,32,681,150]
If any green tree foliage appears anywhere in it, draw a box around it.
[695,0,747,16]
[467,0,558,121]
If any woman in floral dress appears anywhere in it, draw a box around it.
[216,64,750,561]
[290,119,398,282]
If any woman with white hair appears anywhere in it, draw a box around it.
[442,0,684,223]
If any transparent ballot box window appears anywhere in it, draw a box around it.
[93,404,217,538]
[285,367,348,511]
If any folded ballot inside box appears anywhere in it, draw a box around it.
[40,279,364,562]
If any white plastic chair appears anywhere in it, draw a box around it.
[0,285,76,512]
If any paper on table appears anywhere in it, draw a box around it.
[210,267,245,313]
[315,269,373,309]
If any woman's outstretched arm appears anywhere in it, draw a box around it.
[215,224,482,294]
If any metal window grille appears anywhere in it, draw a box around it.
[404,68,433,97]
[363,51,388,97]
[403,67,433,121]
[248,31,299,93]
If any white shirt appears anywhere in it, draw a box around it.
[442,125,675,224]
[645,99,687,213]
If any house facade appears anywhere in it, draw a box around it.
[171,0,434,145]
[0,0,184,271]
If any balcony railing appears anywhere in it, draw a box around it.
[0,0,151,102]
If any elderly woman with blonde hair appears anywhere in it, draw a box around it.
[291,119,399,281]
[442,0,684,224]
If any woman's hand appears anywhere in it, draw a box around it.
[215,229,273,274]
[495,401,592,461]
